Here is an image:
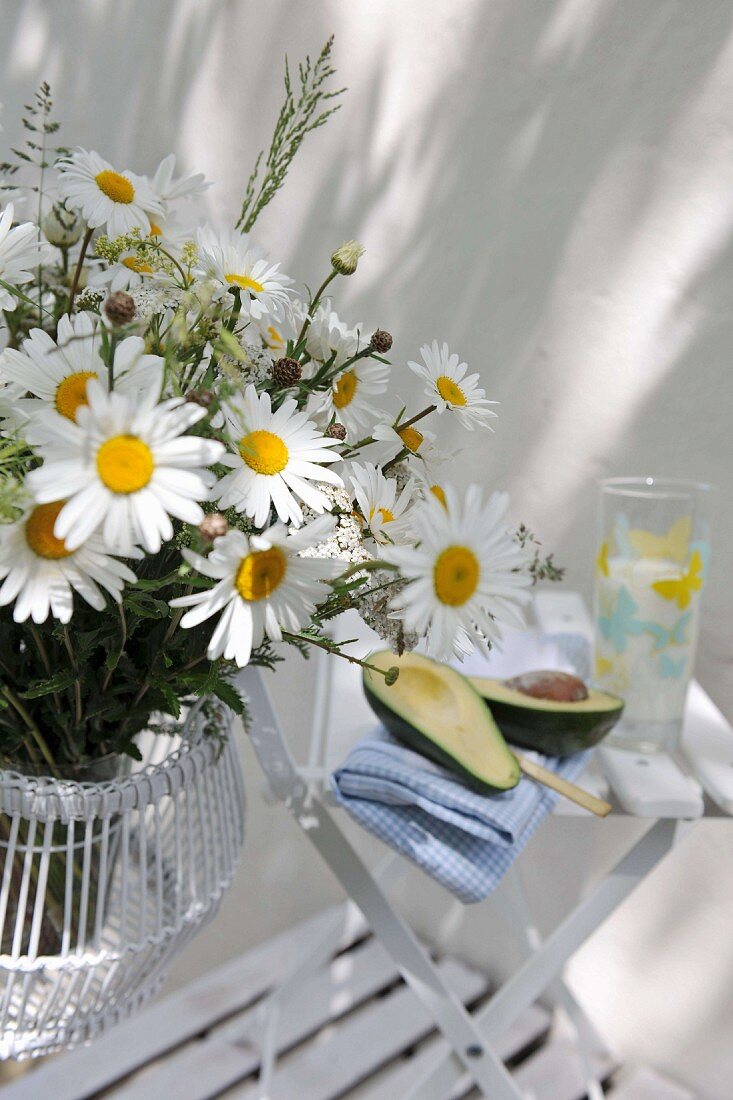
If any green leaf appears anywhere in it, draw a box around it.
[209,677,246,715]
[20,668,78,698]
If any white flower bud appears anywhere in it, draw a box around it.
[331,240,365,276]
[41,206,84,247]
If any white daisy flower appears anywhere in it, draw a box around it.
[171,514,339,667]
[89,220,185,291]
[0,180,25,208]
[350,462,416,545]
[0,500,137,624]
[0,204,51,311]
[252,297,306,353]
[0,312,163,429]
[382,485,532,661]
[408,341,498,431]
[58,148,162,236]
[304,302,361,366]
[196,226,293,322]
[149,154,209,212]
[410,463,450,511]
[307,358,390,437]
[370,420,437,464]
[216,384,343,528]
[90,249,157,292]
[27,381,224,555]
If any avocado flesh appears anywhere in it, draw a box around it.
[469,676,624,756]
[364,652,520,792]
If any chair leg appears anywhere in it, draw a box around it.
[404,817,692,1099]
[241,666,525,1099]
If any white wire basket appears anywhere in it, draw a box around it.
[0,706,246,1060]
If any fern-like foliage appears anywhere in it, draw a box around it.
[236,37,345,233]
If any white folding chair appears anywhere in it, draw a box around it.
[237,591,720,1098]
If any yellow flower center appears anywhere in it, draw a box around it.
[148,220,163,237]
[333,370,357,409]
[239,430,289,476]
[226,273,265,295]
[266,326,284,349]
[433,545,479,606]
[96,435,154,493]
[235,547,287,602]
[122,255,153,274]
[25,501,73,560]
[369,506,395,526]
[397,426,424,453]
[430,484,447,508]
[436,375,467,407]
[54,370,98,421]
[95,170,135,204]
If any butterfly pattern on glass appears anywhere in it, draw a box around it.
[660,653,686,679]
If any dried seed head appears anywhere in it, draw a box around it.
[103,290,135,327]
[369,329,393,355]
[326,423,347,441]
[185,389,215,408]
[199,513,229,542]
[272,356,302,387]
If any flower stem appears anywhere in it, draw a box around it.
[226,287,242,332]
[1,686,57,773]
[294,268,338,350]
[62,627,83,729]
[334,559,397,583]
[398,404,436,431]
[68,225,94,310]
[281,630,396,679]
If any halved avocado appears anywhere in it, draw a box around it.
[363,651,520,792]
[469,673,624,755]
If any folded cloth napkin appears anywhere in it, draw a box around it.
[331,734,590,905]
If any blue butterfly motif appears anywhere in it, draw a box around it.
[642,612,691,652]
[613,512,633,557]
[660,653,686,679]
[598,587,646,653]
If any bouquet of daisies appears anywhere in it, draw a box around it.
[0,48,560,772]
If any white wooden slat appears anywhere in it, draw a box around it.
[597,746,704,818]
[610,1066,696,1099]
[511,1037,616,1100]
[110,937,400,1100]
[230,956,489,1100]
[348,1002,551,1100]
[681,680,733,815]
[3,903,364,1100]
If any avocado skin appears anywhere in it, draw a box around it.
[480,698,621,756]
[363,682,520,793]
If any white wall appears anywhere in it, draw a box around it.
[1,1,732,1095]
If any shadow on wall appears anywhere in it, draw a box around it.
[1,0,731,774]
[3,0,726,707]
[1,3,733,1093]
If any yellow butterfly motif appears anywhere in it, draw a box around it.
[595,655,614,678]
[628,515,692,562]
[595,541,609,577]
[651,549,704,609]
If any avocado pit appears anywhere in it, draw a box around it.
[504,670,589,703]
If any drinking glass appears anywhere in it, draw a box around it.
[593,477,714,753]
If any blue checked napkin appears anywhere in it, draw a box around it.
[330,632,593,904]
